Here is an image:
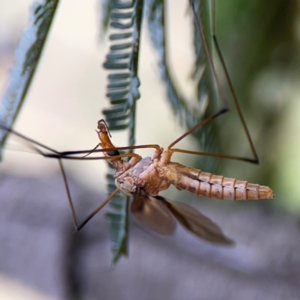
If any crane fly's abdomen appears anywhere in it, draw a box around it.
[163,163,274,200]
[193,173,273,200]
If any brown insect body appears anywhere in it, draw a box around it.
[0,109,274,247]
[96,120,274,245]
[160,162,274,200]
[115,152,273,201]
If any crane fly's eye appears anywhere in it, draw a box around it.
[107,150,120,156]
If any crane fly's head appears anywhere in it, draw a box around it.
[115,177,137,196]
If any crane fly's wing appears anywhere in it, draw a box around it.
[131,192,176,235]
[155,196,234,245]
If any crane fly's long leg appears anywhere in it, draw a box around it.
[169,148,256,164]
[168,108,227,149]
[58,159,121,231]
[167,108,257,164]
[59,144,162,157]
[188,0,228,108]
[0,123,161,161]
[0,123,126,230]
[38,155,118,231]
[0,124,138,231]
[0,124,164,231]
[44,152,142,161]
[81,143,100,158]
[0,123,61,155]
[180,1,259,164]
[76,188,119,231]
[58,158,78,228]
[210,0,258,163]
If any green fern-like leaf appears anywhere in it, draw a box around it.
[103,0,227,262]
[105,171,130,266]
[102,0,144,265]
[0,0,60,158]
[146,0,220,171]
[101,0,222,265]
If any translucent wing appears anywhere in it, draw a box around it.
[155,196,234,245]
[131,192,176,235]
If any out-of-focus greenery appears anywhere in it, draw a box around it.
[206,0,300,212]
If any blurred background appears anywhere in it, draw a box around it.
[0,0,300,299]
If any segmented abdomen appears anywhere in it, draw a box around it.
[164,163,274,200]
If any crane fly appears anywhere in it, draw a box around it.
[94,118,273,244]
[0,0,274,256]
[0,114,274,246]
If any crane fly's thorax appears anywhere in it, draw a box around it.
[115,156,171,196]
[115,157,152,196]
[128,157,153,177]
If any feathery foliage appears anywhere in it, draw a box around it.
[101,0,145,265]
[0,0,60,158]
[101,0,220,264]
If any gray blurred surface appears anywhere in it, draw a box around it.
[0,174,300,300]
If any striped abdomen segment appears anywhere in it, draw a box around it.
[164,163,274,200]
